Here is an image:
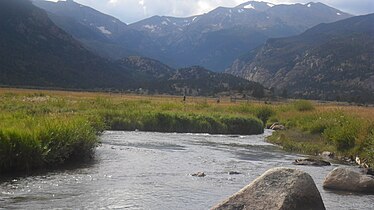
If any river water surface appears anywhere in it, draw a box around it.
[1,130,373,209]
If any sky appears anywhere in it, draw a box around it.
[51,0,374,24]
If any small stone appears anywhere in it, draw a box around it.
[191,172,205,177]
[228,171,241,175]
[321,151,334,158]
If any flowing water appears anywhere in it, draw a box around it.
[1,130,373,209]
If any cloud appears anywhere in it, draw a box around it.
[73,0,374,24]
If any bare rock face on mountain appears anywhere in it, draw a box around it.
[227,14,374,103]
[211,167,325,210]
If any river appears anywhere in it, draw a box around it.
[1,130,373,209]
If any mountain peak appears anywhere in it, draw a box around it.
[236,1,275,11]
[305,2,326,8]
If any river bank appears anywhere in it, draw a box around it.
[266,103,374,169]
[0,88,373,173]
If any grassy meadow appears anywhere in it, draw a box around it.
[0,88,373,173]
[267,101,374,166]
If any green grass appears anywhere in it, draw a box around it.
[269,104,374,167]
[0,117,98,173]
[1,89,373,173]
[101,110,263,134]
[267,129,335,155]
[292,100,315,112]
[0,91,267,173]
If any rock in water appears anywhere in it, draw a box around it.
[323,167,374,194]
[228,171,241,175]
[364,168,374,176]
[293,158,331,166]
[211,167,325,210]
[191,172,206,177]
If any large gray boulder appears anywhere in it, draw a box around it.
[323,167,374,194]
[211,167,325,210]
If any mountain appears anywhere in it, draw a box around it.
[164,66,266,96]
[32,0,141,59]
[0,0,265,97]
[34,0,351,71]
[0,0,140,89]
[226,14,374,103]
[117,57,265,97]
[128,1,351,71]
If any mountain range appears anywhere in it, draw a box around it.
[226,14,374,102]
[0,0,264,97]
[32,0,351,71]
[1,0,373,103]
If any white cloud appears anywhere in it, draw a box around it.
[72,0,374,24]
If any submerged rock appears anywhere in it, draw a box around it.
[364,168,374,176]
[211,167,325,210]
[191,172,206,177]
[228,171,241,175]
[323,167,374,194]
[293,158,331,166]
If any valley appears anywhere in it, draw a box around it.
[0,1,373,208]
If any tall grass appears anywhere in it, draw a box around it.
[0,92,267,173]
[269,105,374,166]
[0,117,98,173]
[1,89,373,172]
[293,100,315,111]
[101,110,263,134]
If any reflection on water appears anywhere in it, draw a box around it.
[0,130,373,209]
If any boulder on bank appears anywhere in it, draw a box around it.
[211,167,325,210]
[293,158,331,166]
[323,167,374,194]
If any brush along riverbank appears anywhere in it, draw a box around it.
[267,100,374,168]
